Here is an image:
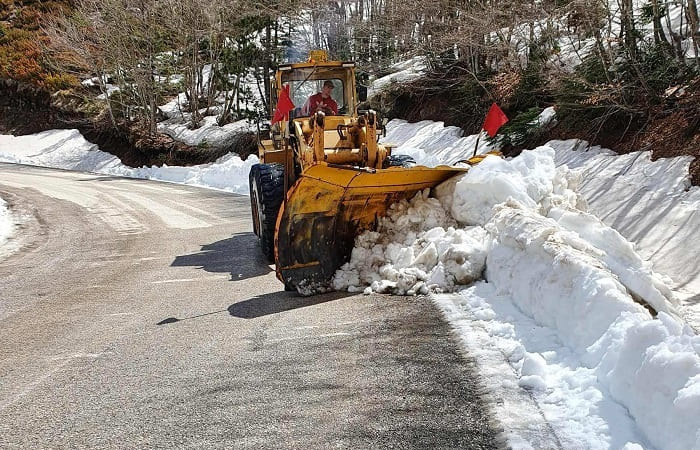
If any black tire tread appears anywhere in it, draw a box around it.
[249,163,284,262]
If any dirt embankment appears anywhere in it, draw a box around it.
[544,89,700,186]
[0,79,257,167]
[372,76,700,186]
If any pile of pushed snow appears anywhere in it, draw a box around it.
[332,190,489,294]
[335,148,590,295]
[383,116,700,306]
[335,145,679,314]
[0,129,257,195]
[335,146,697,448]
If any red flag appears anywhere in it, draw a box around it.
[482,103,508,137]
[271,84,295,125]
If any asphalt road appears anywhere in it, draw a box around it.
[0,163,500,449]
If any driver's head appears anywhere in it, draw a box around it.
[321,80,334,97]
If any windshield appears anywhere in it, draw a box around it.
[281,67,349,117]
[288,79,344,116]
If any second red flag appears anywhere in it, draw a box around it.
[482,103,508,137]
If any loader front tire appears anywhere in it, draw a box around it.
[249,163,284,262]
[383,154,416,168]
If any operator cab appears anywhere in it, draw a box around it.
[272,50,359,122]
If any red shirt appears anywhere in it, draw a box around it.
[303,92,338,115]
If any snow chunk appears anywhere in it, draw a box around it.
[443,146,582,226]
[332,189,489,295]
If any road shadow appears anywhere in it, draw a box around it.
[171,232,272,281]
[156,290,352,324]
[229,291,353,319]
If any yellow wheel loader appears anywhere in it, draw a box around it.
[249,50,467,294]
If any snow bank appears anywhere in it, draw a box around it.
[549,139,700,311]
[336,147,676,313]
[382,116,700,314]
[474,204,700,449]
[381,119,497,165]
[381,108,557,167]
[447,280,700,450]
[0,129,257,195]
[0,130,126,173]
[130,151,257,194]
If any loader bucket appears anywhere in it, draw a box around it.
[274,163,467,294]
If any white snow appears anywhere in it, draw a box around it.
[381,113,700,314]
[0,197,13,251]
[158,114,255,147]
[1,111,699,450]
[82,76,120,99]
[0,129,258,195]
[157,71,260,147]
[369,56,428,97]
[548,139,700,318]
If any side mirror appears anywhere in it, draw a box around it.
[357,85,367,102]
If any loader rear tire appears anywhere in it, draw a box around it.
[383,154,416,168]
[249,163,284,262]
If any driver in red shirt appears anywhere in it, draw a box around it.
[302,80,338,115]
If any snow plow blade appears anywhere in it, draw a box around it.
[274,163,467,294]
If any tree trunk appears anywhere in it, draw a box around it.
[687,0,700,68]
[620,0,637,59]
[651,0,669,46]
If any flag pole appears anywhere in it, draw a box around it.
[473,129,483,158]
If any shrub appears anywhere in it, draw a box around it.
[43,73,79,91]
[487,107,545,149]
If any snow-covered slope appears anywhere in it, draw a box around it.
[0,130,258,195]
